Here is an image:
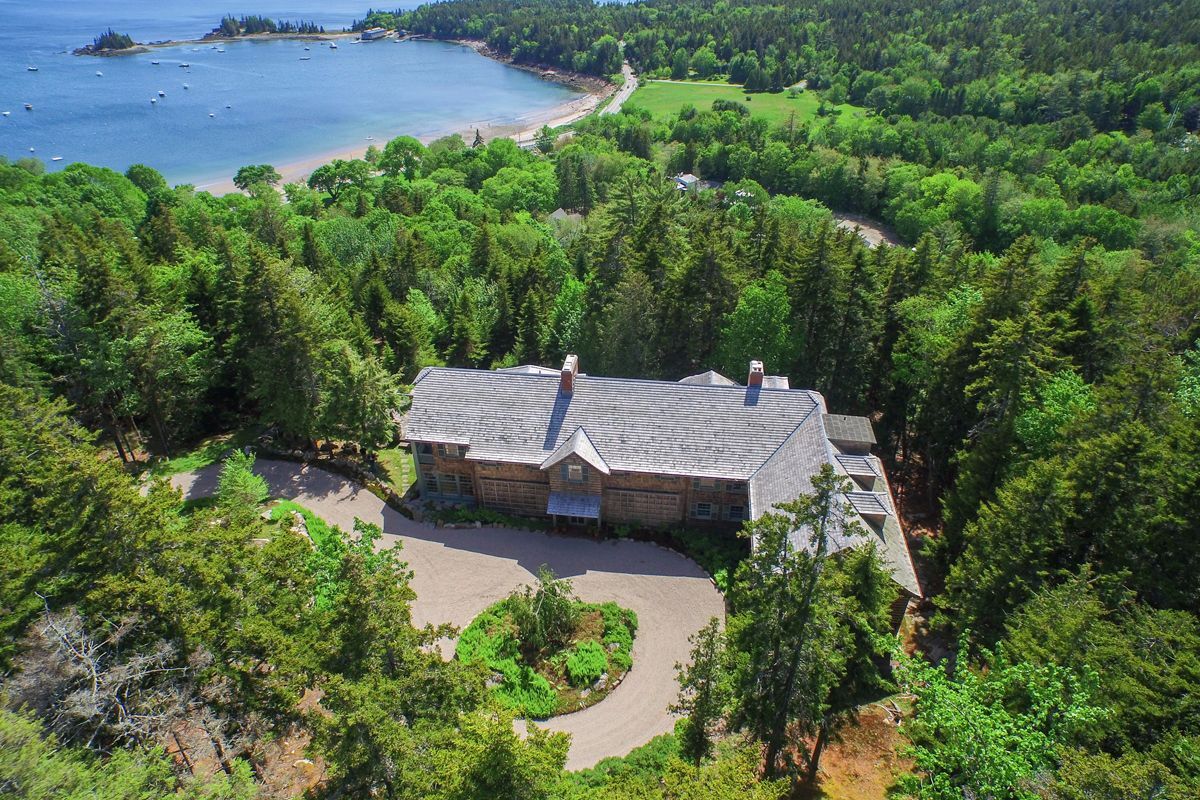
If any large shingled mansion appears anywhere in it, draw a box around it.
[405,356,920,596]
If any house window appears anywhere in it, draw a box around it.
[567,515,591,526]
[438,443,462,458]
[567,464,584,482]
[725,481,747,494]
[417,443,434,465]
[692,478,721,491]
[425,472,473,498]
[725,504,746,521]
[690,502,714,520]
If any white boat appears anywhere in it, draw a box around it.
[28,147,34,152]
[51,156,63,162]
[150,97,157,104]
[151,60,160,65]
[217,48,225,53]
[299,56,311,61]
[26,66,38,72]
[183,83,189,89]
[2,111,10,116]
[304,47,310,51]
[24,103,32,110]
[209,112,215,117]
[365,136,375,140]
[158,90,165,97]
[96,71,103,76]
[329,42,338,49]
[180,63,190,68]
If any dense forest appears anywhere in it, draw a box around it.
[3,0,1199,797]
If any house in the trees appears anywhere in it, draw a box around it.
[405,355,920,597]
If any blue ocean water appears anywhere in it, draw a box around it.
[0,0,580,185]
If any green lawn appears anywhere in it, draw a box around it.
[626,80,860,127]
[146,427,260,479]
[269,500,338,549]
[375,446,417,494]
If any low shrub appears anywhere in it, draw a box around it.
[668,528,748,592]
[566,641,608,687]
[493,659,558,719]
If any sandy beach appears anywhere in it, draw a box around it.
[192,43,614,195]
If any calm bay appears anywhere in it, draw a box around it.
[0,0,582,187]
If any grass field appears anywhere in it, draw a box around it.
[375,446,418,494]
[626,80,860,127]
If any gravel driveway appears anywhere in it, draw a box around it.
[172,459,725,770]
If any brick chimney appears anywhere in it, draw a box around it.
[748,360,764,387]
[560,354,579,394]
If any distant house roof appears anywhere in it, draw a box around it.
[498,364,561,376]
[679,370,737,386]
[407,363,918,595]
[549,208,582,223]
[679,370,788,388]
[674,173,700,187]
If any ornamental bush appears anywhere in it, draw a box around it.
[567,641,608,687]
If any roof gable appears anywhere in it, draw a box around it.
[540,427,611,474]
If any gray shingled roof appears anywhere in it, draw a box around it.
[407,368,821,479]
[836,453,882,477]
[679,370,737,386]
[547,492,601,518]
[847,492,893,517]
[541,427,610,474]
[823,413,877,445]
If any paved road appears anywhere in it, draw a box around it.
[172,459,724,770]
[600,61,638,115]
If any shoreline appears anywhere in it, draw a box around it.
[192,38,615,195]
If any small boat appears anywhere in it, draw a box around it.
[365,136,375,141]
[216,48,225,53]
[304,46,310,51]
[208,112,215,117]
[329,42,338,49]
[151,60,160,65]
[28,147,34,152]
[150,97,157,104]
[51,156,63,162]
[225,104,231,109]
[96,71,103,77]
[183,83,189,89]
[26,66,38,72]
[24,103,32,110]
[299,56,311,61]
[2,111,10,116]
[158,90,165,97]
[180,63,190,68]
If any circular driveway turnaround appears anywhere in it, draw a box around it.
[172,459,725,770]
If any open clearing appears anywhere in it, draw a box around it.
[626,80,861,126]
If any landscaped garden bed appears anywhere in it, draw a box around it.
[456,568,638,718]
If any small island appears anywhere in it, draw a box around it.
[74,28,141,56]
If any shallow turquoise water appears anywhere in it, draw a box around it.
[0,1,579,185]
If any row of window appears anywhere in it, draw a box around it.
[423,472,474,498]
[689,502,746,522]
[691,478,747,493]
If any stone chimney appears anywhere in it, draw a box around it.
[560,354,579,394]
[748,360,764,387]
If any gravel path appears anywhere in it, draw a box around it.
[172,459,725,770]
